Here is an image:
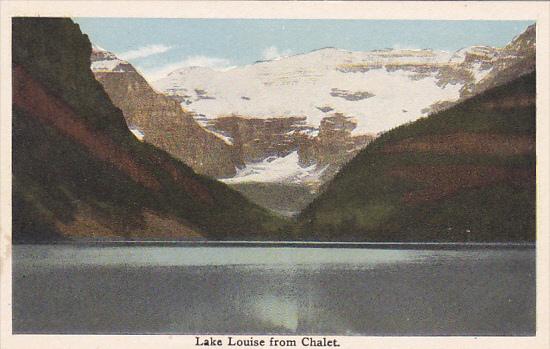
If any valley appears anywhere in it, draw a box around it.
[11,18,537,242]
[89,24,535,216]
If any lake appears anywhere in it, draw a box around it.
[12,243,535,335]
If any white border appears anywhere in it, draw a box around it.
[1,1,549,349]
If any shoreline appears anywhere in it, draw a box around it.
[12,240,537,249]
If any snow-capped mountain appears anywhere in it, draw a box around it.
[155,48,464,136]
[153,25,532,136]
[151,25,534,191]
[89,25,534,215]
[91,44,135,73]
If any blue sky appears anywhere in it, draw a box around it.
[74,18,534,81]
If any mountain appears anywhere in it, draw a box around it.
[153,25,535,192]
[297,72,536,242]
[468,24,536,98]
[90,46,241,178]
[12,17,286,243]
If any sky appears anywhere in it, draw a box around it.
[74,18,535,82]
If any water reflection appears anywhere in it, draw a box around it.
[252,295,299,332]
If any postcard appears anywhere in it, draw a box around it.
[1,1,549,349]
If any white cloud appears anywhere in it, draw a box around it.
[261,46,292,61]
[142,55,234,83]
[118,44,172,60]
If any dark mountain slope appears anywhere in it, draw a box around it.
[12,18,286,242]
[298,72,536,242]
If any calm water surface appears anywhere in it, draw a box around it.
[12,244,535,335]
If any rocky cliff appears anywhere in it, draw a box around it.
[208,113,375,187]
[91,47,241,178]
[468,24,536,97]
[12,18,285,242]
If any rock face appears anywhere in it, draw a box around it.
[426,24,536,112]
[208,116,311,164]
[91,47,240,178]
[297,113,377,184]
[153,24,535,191]
[205,114,376,187]
[12,18,285,242]
[468,24,536,97]
[297,73,536,242]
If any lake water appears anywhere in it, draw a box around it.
[12,244,535,335]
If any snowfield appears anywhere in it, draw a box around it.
[221,151,328,184]
[153,47,491,136]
